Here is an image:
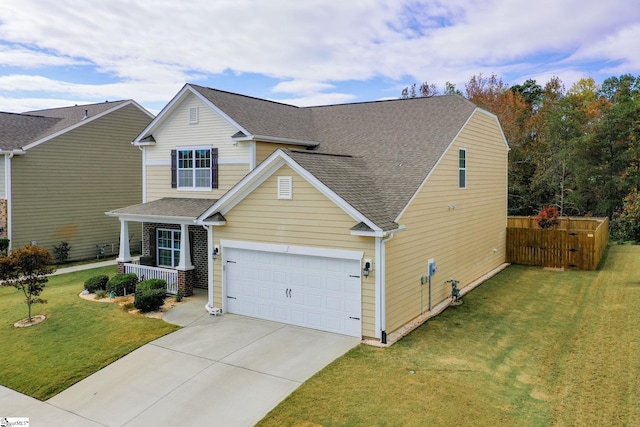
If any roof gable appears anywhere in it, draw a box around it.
[198,148,393,232]
[0,100,152,151]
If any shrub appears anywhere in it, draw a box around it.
[53,241,71,264]
[106,273,138,296]
[84,274,109,292]
[134,279,167,312]
[94,290,108,299]
[535,205,560,229]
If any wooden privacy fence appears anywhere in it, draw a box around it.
[506,217,609,270]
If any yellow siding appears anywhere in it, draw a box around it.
[385,111,508,333]
[145,163,249,202]
[143,92,252,199]
[255,142,303,165]
[11,104,148,260]
[213,164,377,338]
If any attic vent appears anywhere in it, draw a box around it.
[188,106,199,124]
[277,176,293,200]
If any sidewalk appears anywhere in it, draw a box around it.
[51,258,123,275]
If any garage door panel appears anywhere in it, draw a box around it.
[226,247,362,337]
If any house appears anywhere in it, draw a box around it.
[107,84,509,343]
[0,101,153,261]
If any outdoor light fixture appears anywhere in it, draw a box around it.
[212,245,220,259]
[363,260,372,278]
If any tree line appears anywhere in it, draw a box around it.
[403,74,640,242]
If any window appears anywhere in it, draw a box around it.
[174,148,214,189]
[458,148,467,189]
[157,229,180,268]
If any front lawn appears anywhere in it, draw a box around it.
[0,265,179,400]
[259,245,640,426]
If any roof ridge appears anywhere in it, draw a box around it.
[287,149,354,158]
[25,99,129,114]
[304,93,470,110]
[188,83,301,109]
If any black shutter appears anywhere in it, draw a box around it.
[189,230,195,264]
[211,148,218,189]
[148,227,156,266]
[171,149,177,188]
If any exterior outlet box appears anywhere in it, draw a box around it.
[427,258,437,277]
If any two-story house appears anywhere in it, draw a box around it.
[0,100,153,261]
[107,84,509,344]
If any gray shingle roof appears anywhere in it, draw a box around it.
[190,84,318,144]
[0,100,131,150]
[309,96,478,220]
[285,150,398,231]
[0,112,61,150]
[108,198,217,219]
[187,85,478,230]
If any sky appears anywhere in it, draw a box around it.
[0,0,638,114]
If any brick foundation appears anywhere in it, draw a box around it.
[177,269,195,296]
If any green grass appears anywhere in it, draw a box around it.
[0,265,179,400]
[258,245,640,427]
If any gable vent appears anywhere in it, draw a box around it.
[277,176,293,200]
[188,106,199,124]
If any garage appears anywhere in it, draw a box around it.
[224,245,363,337]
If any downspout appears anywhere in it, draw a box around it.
[139,146,147,203]
[203,224,218,314]
[5,153,14,251]
[378,232,396,344]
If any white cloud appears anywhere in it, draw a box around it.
[0,0,638,110]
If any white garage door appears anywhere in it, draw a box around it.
[225,247,362,337]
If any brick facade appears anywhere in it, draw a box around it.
[0,199,7,237]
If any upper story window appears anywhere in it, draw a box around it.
[458,148,467,189]
[171,147,218,189]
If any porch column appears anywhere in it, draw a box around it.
[177,223,193,270]
[117,219,131,262]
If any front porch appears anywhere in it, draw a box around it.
[107,198,220,303]
[121,262,180,295]
[115,220,208,297]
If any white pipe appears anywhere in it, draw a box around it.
[5,153,13,251]
[139,146,147,203]
[204,224,217,314]
[379,232,395,344]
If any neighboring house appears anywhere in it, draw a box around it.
[0,101,153,261]
[107,84,509,343]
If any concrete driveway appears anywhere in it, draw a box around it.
[2,290,360,426]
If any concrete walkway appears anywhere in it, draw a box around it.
[1,283,360,426]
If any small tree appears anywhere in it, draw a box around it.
[535,205,561,229]
[0,245,55,323]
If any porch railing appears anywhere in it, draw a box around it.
[124,263,179,295]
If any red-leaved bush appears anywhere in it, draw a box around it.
[536,205,560,229]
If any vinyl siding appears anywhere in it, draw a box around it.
[255,141,304,165]
[145,163,249,202]
[143,93,251,199]
[10,104,149,260]
[213,164,377,338]
[385,110,508,333]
